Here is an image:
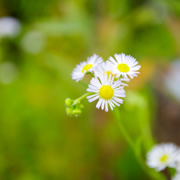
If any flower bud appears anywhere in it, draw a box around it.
[72,108,82,117]
[65,98,73,107]
[66,107,73,116]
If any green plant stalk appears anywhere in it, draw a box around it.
[71,92,92,106]
[79,81,88,88]
[137,104,155,151]
[112,107,166,180]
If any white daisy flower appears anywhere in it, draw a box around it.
[72,54,103,82]
[146,143,179,171]
[173,173,180,180]
[86,74,125,112]
[95,61,130,85]
[95,61,115,78]
[107,53,141,79]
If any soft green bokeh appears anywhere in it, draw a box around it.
[0,0,180,179]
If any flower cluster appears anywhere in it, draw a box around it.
[146,143,180,179]
[65,53,141,116]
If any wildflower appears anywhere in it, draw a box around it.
[66,52,141,115]
[107,53,141,79]
[86,74,125,112]
[146,143,179,171]
[95,61,116,78]
[95,61,130,86]
[72,54,103,82]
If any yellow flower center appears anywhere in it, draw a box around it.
[99,85,114,100]
[82,64,93,73]
[117,63,130,73]
[160,155,168,163]
[105,71,113,78]
[104,71,117,79]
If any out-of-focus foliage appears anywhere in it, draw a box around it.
[0,0,180,179]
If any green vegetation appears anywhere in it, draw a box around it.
[0,0,180,179]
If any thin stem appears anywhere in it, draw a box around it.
[86,72,95,77]
[79,81,88,88]
[112,107,166,180]
[162,169,171,180]
[78,92,92,101]
[71,92,92,106]
[113,107,134,148]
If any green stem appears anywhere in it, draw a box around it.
[112,107,166,180]
[78,92,92,101]
[79,81,88,88]
[71,92,92,106]
[113,107,134,149]
[86,72,95,77]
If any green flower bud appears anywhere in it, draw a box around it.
[65,98,73,107]
[72,108,82,117]
[76,103,84,109]
[66,107,73,116]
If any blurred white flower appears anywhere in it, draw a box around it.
[146,143,179,171]
[174,151,180,172]
[21,30,46,54]
[72,54,103,82]
[0,17,21,38]
[107,53,141,79]
[173,173,180,180]
[164,59,180,102]
[87,74,125,112]
[0,62,18,84]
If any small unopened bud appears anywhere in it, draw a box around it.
[65,95,87,117]
[65,98,73,107]
[72,108,82,117]
[66,107,73,116]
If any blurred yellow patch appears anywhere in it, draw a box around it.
[160,155,168,163]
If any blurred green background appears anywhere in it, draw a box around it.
[0,0,180,179]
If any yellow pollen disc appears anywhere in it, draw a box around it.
[82,64,93,73]
[105,71,113,78]
[99,85,114,100]
[160,155,168,163]
[117,63,130,73]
